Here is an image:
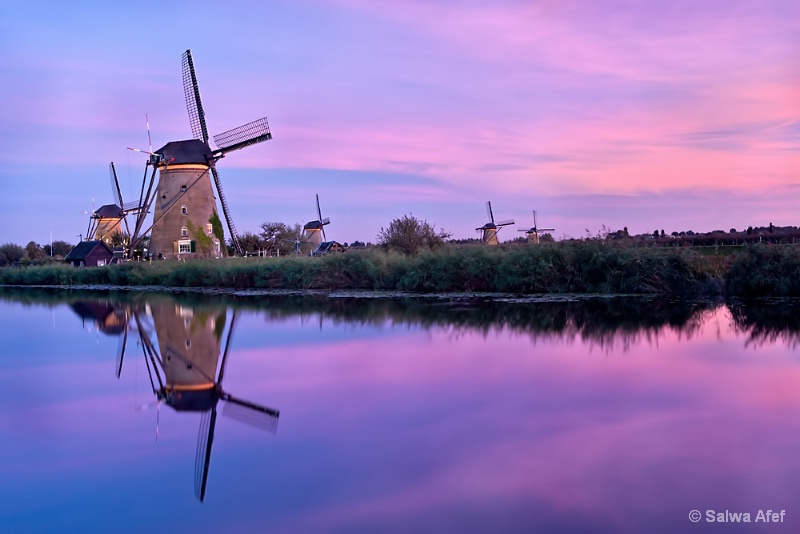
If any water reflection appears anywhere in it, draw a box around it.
[4,288,800,532]
[72,295,280,502]
[1,286,731,350]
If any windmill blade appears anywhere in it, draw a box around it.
[539,228,555,232]
[221,394,280,433]
[209,163,244,256]
[212,117,272,155]
[216,311,237,386]
[533,210,538,228]
[115,320,128,379]
[109,162,132,239]
[486,201,495,224]
[194,407,217,502]
[496,219,515,227]
[146,113,153,155]
[321,217,330,226]
[128,163,158,257]
[316,194,323,223]
[122,200,142,212]
[182,49,209,143]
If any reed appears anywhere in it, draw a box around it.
[0,241,770,295]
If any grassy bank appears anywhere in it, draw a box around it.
[0,241,738,295]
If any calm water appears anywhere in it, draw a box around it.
[1,289,799,533]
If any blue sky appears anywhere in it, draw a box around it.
[1,0,799,246]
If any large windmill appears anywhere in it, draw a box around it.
[476,201,514,245]
[114,299,280,501]
[128,50,272,259]
[300,194,331,255]
[518,210,555,244]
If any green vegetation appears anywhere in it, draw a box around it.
[188,220,213,254]
[0,241,720,294]
[376,214,451,255]
[4,239,800,297]
[209,210,225,243]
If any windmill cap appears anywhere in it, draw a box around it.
[155,140,214,166]
[94,204,123,218]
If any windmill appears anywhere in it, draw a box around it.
[127,49,273,259]
[518,210,555,244]
[476,201,514,245]
[83,163,144,248]
[117,299,280,501]
[300,194,331,255]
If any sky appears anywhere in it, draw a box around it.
[1,0,798,246]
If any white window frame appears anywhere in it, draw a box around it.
[181,226,188,237]
[181,205,187,215]
[178,239,192,254]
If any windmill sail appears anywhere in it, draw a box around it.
[213,118,272,154]
[182,50,209,143]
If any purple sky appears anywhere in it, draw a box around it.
[1,1,798,246]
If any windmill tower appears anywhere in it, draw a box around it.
[128,50,272,259]
[476,201,514,245]
[518,210,555,244]
[300,194,330,255]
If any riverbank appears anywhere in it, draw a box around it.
[0,242,796,297]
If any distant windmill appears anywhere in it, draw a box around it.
[127,50,273,259]
[518,210,555,244]
[83,163,143,247]
[84,195,123,245]
[300,194,331,255]
[476,201,514,245]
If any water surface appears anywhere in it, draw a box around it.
[0,289,798,533]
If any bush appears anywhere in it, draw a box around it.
[377,214,451,255]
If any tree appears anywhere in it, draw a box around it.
[377,214,451,255]
[259,221,303,256]
[0,243,24,266]
[43,240,73,258]
[237,231,266,255]
[25,241,45,261]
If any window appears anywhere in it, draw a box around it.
[180,185,187,193]
[181,226,188,237]
[214,240,221,253]
[181,205,187,215]
[206,223,213,235]
[178,239,192,254]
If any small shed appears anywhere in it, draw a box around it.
[313,241,346,256]
[64,240,114,267]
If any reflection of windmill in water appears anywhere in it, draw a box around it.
[118,301,280,502]
[69,300,127,335]
[476,201,514,245]
[127,49,273,260]
[300,194,331,255]
[518,210,555,244]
